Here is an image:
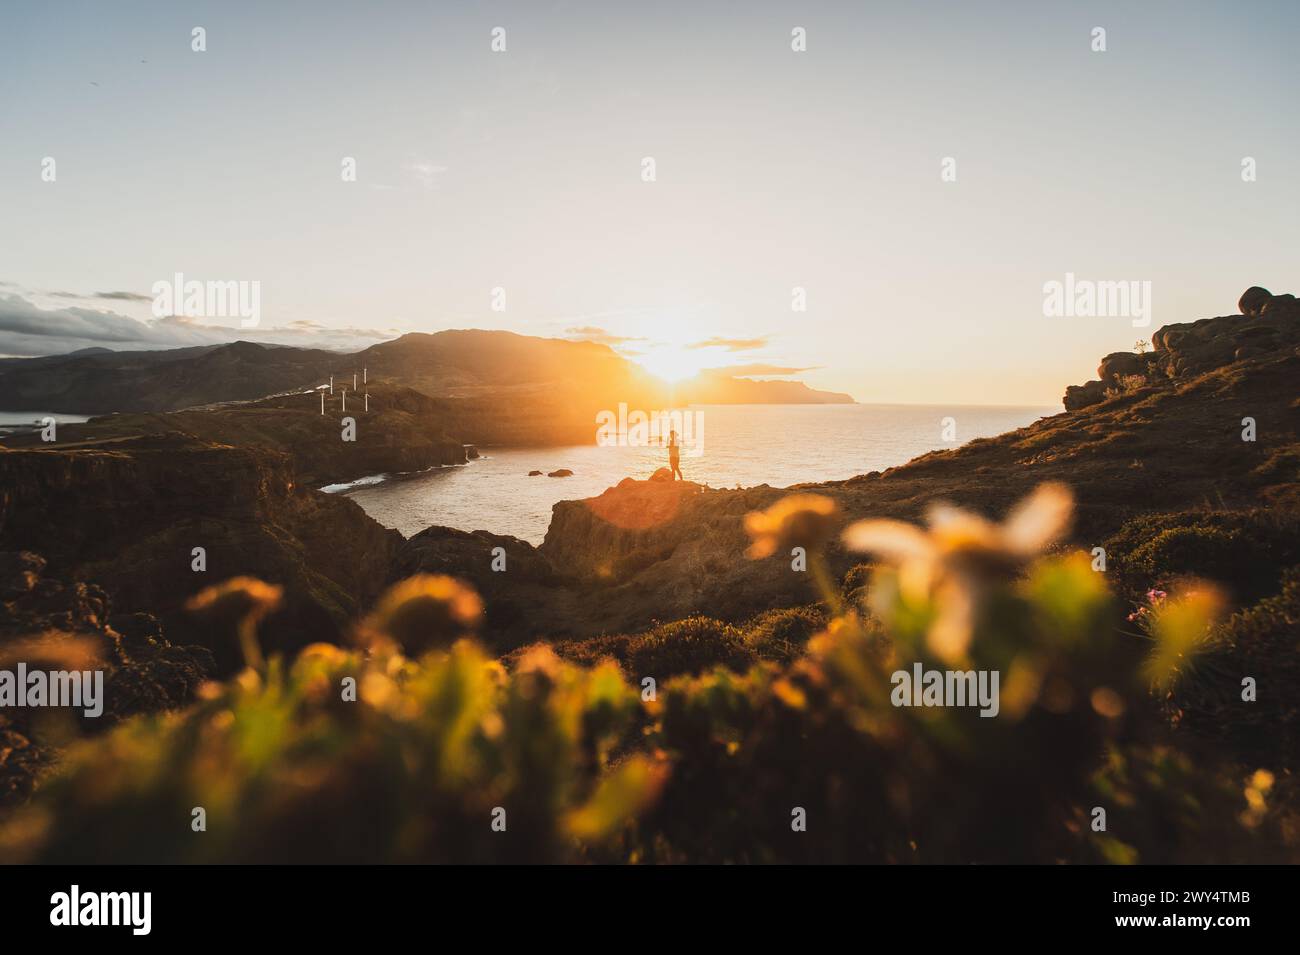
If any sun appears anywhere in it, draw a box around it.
[636,343,710,384]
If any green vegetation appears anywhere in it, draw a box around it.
[1105,509,1300,603]
[0,488,1291,864]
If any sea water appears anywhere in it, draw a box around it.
[337,403,1055,545]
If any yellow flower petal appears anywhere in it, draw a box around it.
[1001,482,1073,556]
[841,519,934,561]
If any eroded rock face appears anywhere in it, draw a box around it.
[0,434,402,669]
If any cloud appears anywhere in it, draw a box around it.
[686,336,769,352]
[48,290,154,303]
[0,292,396,357]
[403,160,448,189]
[704,363,819,377]
[564,325,646,346]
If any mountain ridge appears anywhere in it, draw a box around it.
[0,329,854,417]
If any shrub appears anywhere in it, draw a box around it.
[1162,567,1300,769]
[1083,746,1286,864]
[841,562,872,592]
[742,606,827,663]
[1104,373,1148,398]
[625,616,755,681]
[1105,509,1300,604]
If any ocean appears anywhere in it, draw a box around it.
[335,403,1056,545]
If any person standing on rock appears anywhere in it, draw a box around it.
[668,429,683,480]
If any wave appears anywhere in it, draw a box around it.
[320,473,389,494]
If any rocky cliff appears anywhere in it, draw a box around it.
[0,434,401,671]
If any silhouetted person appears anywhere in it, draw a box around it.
[668,429,682,480]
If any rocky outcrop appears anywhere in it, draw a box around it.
[539,478,839,627]
[0,434,402,670]
[1064,285,1300,410]
[391,476,845,650]
[392,526,572,647]
[0,552,214,804]
[1063,380,1107,411]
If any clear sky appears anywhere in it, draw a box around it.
[1,0,1296,404]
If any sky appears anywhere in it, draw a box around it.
[1,0,1296,404]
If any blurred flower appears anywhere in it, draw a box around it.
[360,574,481,654]
[841,483,1073,661]
[186,576,283,618]
[0,631,102,671]
[564,756,669,842]
[185,577,283,671]
[1142,583,1224,693]
[744,494,839,559]
[1242,768,1276,828]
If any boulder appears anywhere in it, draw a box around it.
[1261,293,1297,316]
[1235,324,1279,342]
[1238,286,1272,316]
[527,470,542,476]
[1151,326,1186,352]
[1063,380,1106,411]
[547,469,574,478]
[1097,351,1146,383]
[649,467,676,482]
